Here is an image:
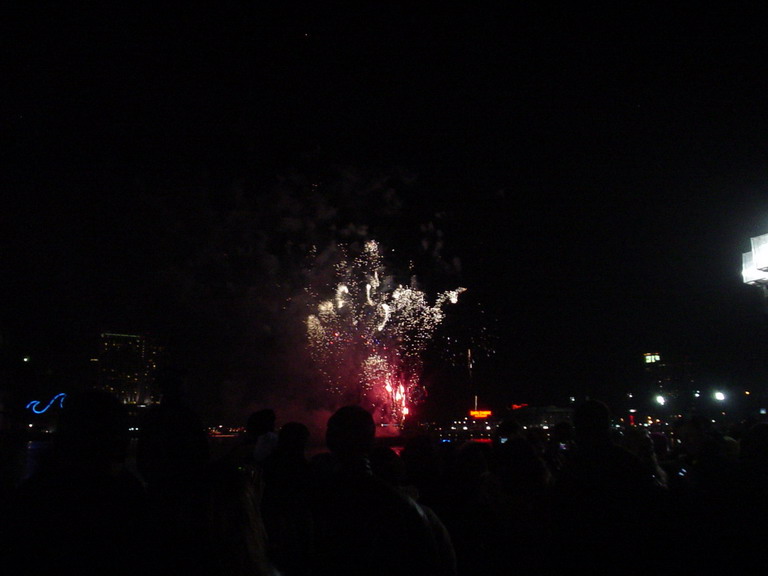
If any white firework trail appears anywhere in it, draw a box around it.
[306,240,465,427]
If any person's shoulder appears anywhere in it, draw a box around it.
[369,474,430,516]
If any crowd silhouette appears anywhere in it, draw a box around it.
[2,388,768,575]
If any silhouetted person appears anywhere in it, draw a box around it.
[620,424,669,488]
[135,368,211,573]
[494,413,524,444]
[546,399,671,575]
[431,439,494,576]
[0,390,27,508]
[310,405,448,576]
[663,414,741,574]
[1,389,151,576]
[731,421,768,572]
[227,408,278,468]
[201,458,281,576]
[487,434,552,574]
[370,444,417,497]
[262,421,314,576]
[252,409,279,461]
[543,419,575,476]
[400,433,447,510]
[370,444,457,576]
[136,367,210,494]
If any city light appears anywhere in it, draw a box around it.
[26,392,66,414]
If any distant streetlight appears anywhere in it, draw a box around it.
[714,391,726,402]
[655,395,666,406]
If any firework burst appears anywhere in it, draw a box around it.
[306,240,465,427]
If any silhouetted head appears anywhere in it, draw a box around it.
[247,409,276,437]
[326,405,375,457]
[370,445,406,486]
[573,399,612,446]
[675,414,714,456]
[278,421,310,454]
[493,415,523,447]
[621,425,655,459]
[54,388,131,466]
[739,422,768,469]
[551,420,575,443]
[451,440,490,486]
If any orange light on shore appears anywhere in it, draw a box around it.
[469,410,492,418]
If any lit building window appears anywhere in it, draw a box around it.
[644,353,661,364]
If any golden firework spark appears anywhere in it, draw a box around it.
[306,240,465,427]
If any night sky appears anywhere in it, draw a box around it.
[5,4,768,423]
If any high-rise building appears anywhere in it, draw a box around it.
[641,351,698,414]
[95,332,161,405]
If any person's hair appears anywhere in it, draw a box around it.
[54,388,131,465]
[573,399,612,442]
[326,405,375,456]
[278,421,310,452]
[370,445,406,486]
[247,409,276,436]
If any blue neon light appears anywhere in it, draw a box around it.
[26,392,67,414]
